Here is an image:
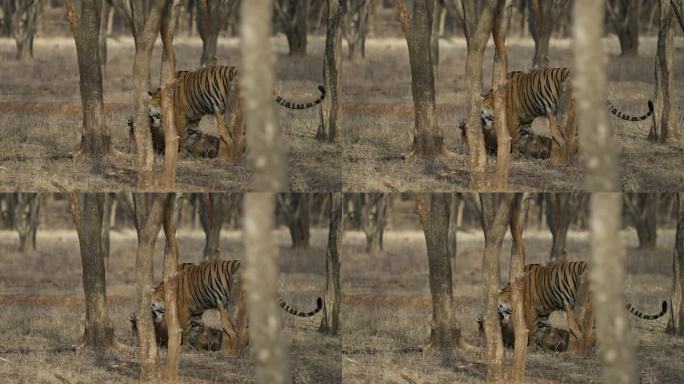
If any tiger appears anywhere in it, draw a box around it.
[146,65,326,155]
[493,262,667,345]
[129,316,224,351]
[148,260,323,345]
[472,67,653,155]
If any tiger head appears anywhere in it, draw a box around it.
[496,283,513,325]
[147,88,163,129]
[150,283,166,325]
[479,90,496,131]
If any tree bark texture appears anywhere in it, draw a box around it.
[667,193,684,335]
[508,193,528,383]
[319,192,343,335]
[651,0,680,144]
[590,193,636,384]
[160,0,180,188]
[317,0,343,142]
[161,194,181,381]
[69,193,115,350]
[492,0,510,190]
[624,193,658,250]
[243,193,291,384]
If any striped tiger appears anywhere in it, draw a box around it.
[478,67,654,153]
[495,262,667,342]
[149,260,322,345]
[147,65,326,153]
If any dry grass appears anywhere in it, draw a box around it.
[343,37,684,192]
[0,36,339,191]
[341,202,684,383]
[0,227,339,383]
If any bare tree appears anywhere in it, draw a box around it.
[196,0,238,67]
[470,193,515,381]
[13,192,39,253]
[12,0,39,62]
[201,193,239,260]
[274,0,309,56]
[64,0,115,157]
[590,193,636,383]
[68,193,115,350]
[278,194,311,248]
[132,193,169,381]
[343,0,375,61]
[414,193,463,351]
[320,192,342,335]
[161,194,181,381]
[606,0,641,57]
[650,0,680,144]
[457,0,499,188]
[243,0,286,190]
[160,0,180,188]
[624,193,658,250]
[99,0,112,70]
[317,0,343,142]
[491,0,511,189]
[394,0,452,159]
[575,0,618,191]
[529,0,570,68]
[362,193,387,254]
[129,0,166,187]
[673,0,684,32]
[508,193,527,382]
[667,193,684,335]
[546,192,587,261]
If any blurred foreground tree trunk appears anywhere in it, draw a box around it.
[317,0,343,142]
[624,193,658,250]
[274,0,309,56]
[12,0,39,62]
[320,192,342,335]
[650,0,680,144]
[64,0,115,157]
[415,193,464,351]
[606,0,640,57]
[667,193,684,335]
[196,0,238,67]
[68,193,115,350]
[470,193,514,381]
[278,194,311,248]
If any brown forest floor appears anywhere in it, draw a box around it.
[342,37,684,192]
[0,229,340,383]
[0,37,340,192]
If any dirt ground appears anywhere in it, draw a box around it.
[0,36,340,192]
[343,37,684,192]
[0,228,340,383]
[341,223,684,383]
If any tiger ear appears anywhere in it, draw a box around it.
[148,91,154,96]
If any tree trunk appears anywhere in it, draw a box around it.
[129,0,166,188]
[529,0,569,68]
[461,0,498,188]
[546,193,587,261]
[243,0,286,190]
[2,0,12,37]
[196,0,237,67]
[13,193,39,254]
[430,0,441,77]
[202,193,238,260]
[65,0,113,157]
[99,0,112,70]
[415,193,462,351]
[132,193,168,381]
[362,193,387,254]
[69,193,115,350]
[243,193,291,383]
[279,194,311,248]
[448,193,459,283]
[320,192,342,335]
[607,0,640,57]
[650,0,679,144]
[575,0,616,191]
[667,193,684,335]
[317,0,343,142]
[590,193,636,383]
[397,0,446,158]
[276,0,309,56]
[492,0,511,190]
[12,0,38,62]
[624,193,658,250]
[161,194,181,381]
[474,193,515,382]
[509,193,528,383]
[101,193,113,267]
[160,0,180,188]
